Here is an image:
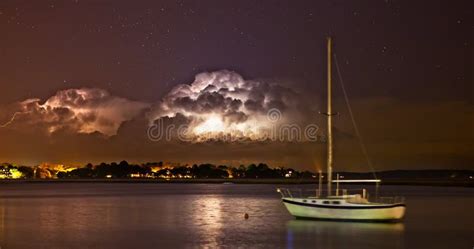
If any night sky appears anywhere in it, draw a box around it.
[0,0,472,170]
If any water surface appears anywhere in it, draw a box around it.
[0,183,471,248]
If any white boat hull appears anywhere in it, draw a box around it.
[282,198,406,221]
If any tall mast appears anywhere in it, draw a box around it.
[327,37,333,196]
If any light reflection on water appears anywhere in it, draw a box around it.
[188,196,223,247]
[287,220,405,249]
[0,183,471,249]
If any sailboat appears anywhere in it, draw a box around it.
[277,37,406,222]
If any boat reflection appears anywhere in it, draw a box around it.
[286,219,405,249]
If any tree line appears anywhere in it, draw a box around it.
[56,161,315,179]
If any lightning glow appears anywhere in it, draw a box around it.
[148,70,310,142]
[0,88,149,136]
[193,115,226,134]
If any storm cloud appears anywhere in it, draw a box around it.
[0,88,149,136]
[148,70,314,141]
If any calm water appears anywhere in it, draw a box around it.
[0,183,472,249]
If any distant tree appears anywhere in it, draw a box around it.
[246,164,258,178]
[236,165,247,178]
[94,162,111,178]
[211,165,228,178]
[197,164,213,178]
[57,171,66,178]
[300,171,315,178]
[68,167,94,178]
[18,166,34,178]
[170,166,188,177]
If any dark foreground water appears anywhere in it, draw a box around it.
[0,183,472,249]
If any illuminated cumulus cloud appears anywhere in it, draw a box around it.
[148,70,313,142]
[0,88,149,136]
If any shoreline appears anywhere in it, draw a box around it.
[0,178,472,187]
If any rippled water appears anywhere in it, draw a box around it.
[0,183,471,248]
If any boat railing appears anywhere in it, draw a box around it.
[277,188,323,198]
[367,196,406,205]
[277,188,405,204]
[277,188,353,198]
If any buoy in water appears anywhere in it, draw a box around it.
[244,213,249,219]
